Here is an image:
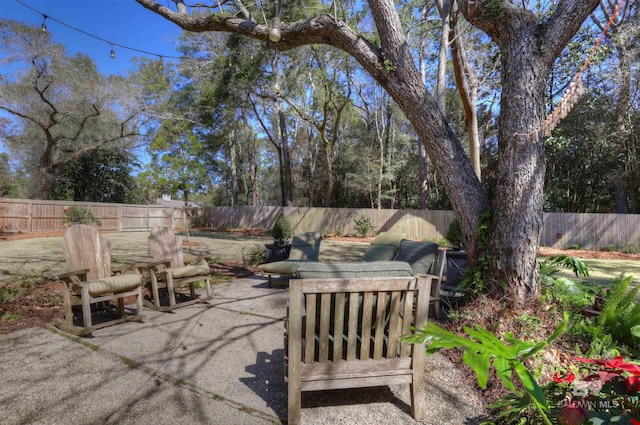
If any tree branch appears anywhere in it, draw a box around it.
[539,0,601,65]
[134,1,386,81]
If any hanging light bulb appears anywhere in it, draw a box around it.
[110,45,115,59]
[41,15,48,32]
[269,0,282,43]
[269,17,281,43]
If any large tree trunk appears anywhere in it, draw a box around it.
[489,44,547,302]
[34,167,54,199]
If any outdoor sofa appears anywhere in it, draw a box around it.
[259,231,446,316]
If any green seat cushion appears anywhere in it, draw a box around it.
[171,264,210,279]
[361,232,407,262]
[295,261,413,279]
[74,273,142,297]
[393,240,439,275]
[259,259,311,275]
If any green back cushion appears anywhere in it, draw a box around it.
[295,261,413,279]
[288,232,322,260]
[393,240,439,275]
[360,232,407,262]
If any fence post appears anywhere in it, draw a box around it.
[28,200,33,233]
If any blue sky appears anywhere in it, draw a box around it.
[4,0,183,76]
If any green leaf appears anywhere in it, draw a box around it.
[463,348,491,389]
[493,356,517,392]
[464,325,515,358]
[512,362,547,411]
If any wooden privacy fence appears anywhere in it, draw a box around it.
[2,198,640,250]
[0,198,188,233]
[204,206,640,250]
[204,206,455,242]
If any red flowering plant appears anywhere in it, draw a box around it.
[551,356,640,424]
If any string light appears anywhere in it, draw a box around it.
[268,0,281,43]
[269,17,281,43]
[15,0,183,61]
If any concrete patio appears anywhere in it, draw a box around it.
[0,273,487,424]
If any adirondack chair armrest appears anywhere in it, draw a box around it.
[147,259,172,269]
[57,269,90,282]
[185,255,214,265]
[111,263,147,275]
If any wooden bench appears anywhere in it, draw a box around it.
[285,274,432,424]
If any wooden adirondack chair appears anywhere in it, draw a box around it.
[54,224,145,336]
[145,227,212,311]
[285,274,432,424]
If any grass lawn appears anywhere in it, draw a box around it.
[551,257,640,287]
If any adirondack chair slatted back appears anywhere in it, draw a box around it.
[286,275,431,423]
[61,225,112,280]
[149,227,184,268]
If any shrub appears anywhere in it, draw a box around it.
[446,218,464,248]
[353,215,374,237]
[62,206,101,227]
[242,244,266,266]
[597,275,640,349]
[271,213,291,242]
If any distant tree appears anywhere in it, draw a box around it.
[139,119,209,205]
[0,19,145,199]
[49,147,142,203]
[0,152,17,197]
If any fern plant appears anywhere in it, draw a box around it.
[404,312,569,425]
[597,274,640,348]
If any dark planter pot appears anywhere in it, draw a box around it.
[264,242,291,263]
